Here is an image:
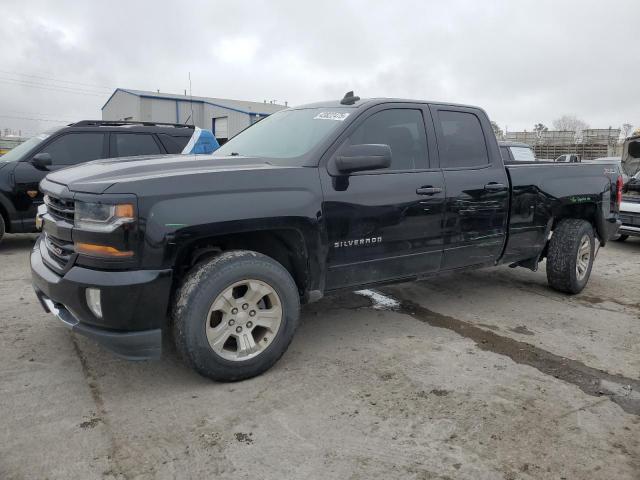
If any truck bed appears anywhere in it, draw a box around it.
[502,162,619,264]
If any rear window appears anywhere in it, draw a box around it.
[437,111,489,168]
[509,146,535,162]
[158,134,190,154]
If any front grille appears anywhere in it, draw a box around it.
[44,233,74,269]
[44,194,75,223]
[42,192,75,272]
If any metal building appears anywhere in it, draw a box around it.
[102,88,286,144]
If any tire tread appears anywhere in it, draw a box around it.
[546,218,594,294]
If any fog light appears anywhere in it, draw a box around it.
[85,288,103,318]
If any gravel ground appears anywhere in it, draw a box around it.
[1,234,639,479]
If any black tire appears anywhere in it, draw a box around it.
[0,214,4,245]
[614,234,629,242]
[172,250,300,382]
[546,219,595,294]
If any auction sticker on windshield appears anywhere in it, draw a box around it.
[314,112,350,121]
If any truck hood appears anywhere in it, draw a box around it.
[44,154,286,194]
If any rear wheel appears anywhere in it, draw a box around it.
[172,250,300,382]
[546,219,595,294]
[0,215,5,245]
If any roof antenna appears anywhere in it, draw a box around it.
[340,91,360,105]
[188,72,194,126]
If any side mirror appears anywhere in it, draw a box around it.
[31,153,52,170]
[334,144,391,174]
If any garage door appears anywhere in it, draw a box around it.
[213,117,228,140]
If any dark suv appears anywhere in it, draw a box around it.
[0,120,195,243]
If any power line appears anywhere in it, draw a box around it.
[0,69,113,91]
[1,109,78,121]
[0,114,74,123]
[0,78,110,97]
[0,77,109,95]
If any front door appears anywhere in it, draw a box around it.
[13,132,107,229]
[430,106,509,269]
[320,106,445,290]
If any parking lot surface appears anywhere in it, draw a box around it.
[1,234,639,479]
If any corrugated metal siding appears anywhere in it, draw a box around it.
[204,104,251,138]
[102,90,141,121]
[104,92,261,137]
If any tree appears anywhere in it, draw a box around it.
[621,123,634,139]
[552,115,589,132]
[490,121,503,138]
[532,123,548,141]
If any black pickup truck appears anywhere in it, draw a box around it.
[31,93,622,381]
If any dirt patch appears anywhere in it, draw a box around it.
[510,325,535,336]
[372,291,640,416]
[429,389,450,397]
[79,417,102,429]
[234,432,254,444]
[580,295,606,304]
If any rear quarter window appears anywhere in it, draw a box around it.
[158,134,190,154]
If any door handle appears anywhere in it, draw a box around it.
[416,186,442,195]
[484,183,505,191]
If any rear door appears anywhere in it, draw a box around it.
[430,106,509,269]
[320,104,445,289]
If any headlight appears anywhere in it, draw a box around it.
[74,201,135,232]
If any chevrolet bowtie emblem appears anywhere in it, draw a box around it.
[27,190,39,198]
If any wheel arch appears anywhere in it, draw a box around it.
[0,195,11,233]
[174,227,313,299]
[551,201,609,245]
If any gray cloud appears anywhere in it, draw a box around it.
[1,0,638,136]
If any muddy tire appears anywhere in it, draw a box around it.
[172,250,300,382]
[546,219,595,294]
[613,233,628,242]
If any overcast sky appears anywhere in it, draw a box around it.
[1,0,638,136]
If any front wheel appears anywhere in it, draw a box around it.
[0,214,5,244]
[172,250,300,382]
[546,219,595,294]
[613,233,629,242]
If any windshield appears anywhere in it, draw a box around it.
[0,132,52,162]
[214,108,355,160]
[509,146,536,162]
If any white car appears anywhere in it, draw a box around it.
[617,172,640,241]
[617,136,640,241]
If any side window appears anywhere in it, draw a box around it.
[348,109,428,170]
[158,133,190,154]
[113,133,162,158]
[500,146,511,162]
[39,133,105,165]
[437,110,489,168]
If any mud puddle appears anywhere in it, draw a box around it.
[360,289,640,416]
